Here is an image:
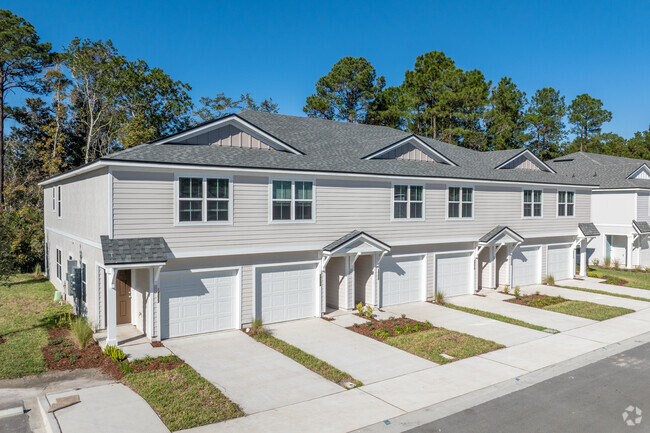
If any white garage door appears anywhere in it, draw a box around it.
[380,255,424,306]
[512,246,541,287]
[257,263,318,324]
[547,244,573,281]
[161,269,238,339]
[436,252,473,297]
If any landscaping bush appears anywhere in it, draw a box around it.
[503,285,510,294]
[249,317,265,336]
[69,317,94,349]
[54,311,74,329]
[613,259,621,270]
[604,257,611,268]
[592,258,600,266]
[33,263,42,277]
[103,345,127,362]
[513,286,521,299]
[543,274,555,286]
[355,302,374,318]
[435,291,445,305]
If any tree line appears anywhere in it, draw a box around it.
[0,8,648,275]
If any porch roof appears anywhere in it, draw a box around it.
[633,220,650,234]
[478,225,524,244]
[323,230,391,255]
[100,236,168,266]
[578,222,601,237]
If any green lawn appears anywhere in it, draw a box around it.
[253,332,362,388]
[385,328,504,364]
[0,275,71,379]
[544,300,633,321]
[124,364,244,431]
[444,303,558,333]
[590,267,650,291]
[561,285,650,303]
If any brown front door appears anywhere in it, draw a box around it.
[116,270,132,325]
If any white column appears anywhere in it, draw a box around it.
[106,268,117,346]
[154,267,162,341]
[580,239,587,277]
[371,253,377,307]
[626,235,634,269]
[489,246,496,289]
[507,245,514,287]
[150,266,162,341]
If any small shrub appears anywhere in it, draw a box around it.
[250,317,265,336]
[353,323,359,328]
[424,320,433,328]
[503,286,510,294]
[646,267,650,273]
[613,259,620,270]
[356,302,374,318]
[435,291,445,305]
[103,345,127,362]
[604,257,611,268]
[55,312,74,329]
[119,362,134,374]
[535,291,540,296]
[404,324,414,333]
[543,274,555,286]
[33,263,42,277]
[514,286,521,299]
[401,314,406,319]
[365,321,372,327]
[414,323,423,331]
[394,327,404,335]
[70,317,94,349]
[597,273,604,279]
[388,316,395,321]
[592,258,600,266]
[48,337,64,346]
[587,271,597,278]
[68,354,80,365]
[53,349,66,362]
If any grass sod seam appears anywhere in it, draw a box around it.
[561,285,650,303]
[444,303,559,333]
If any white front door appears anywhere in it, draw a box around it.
[380,255,425,306]
[435,252,473,297]
[547,244,573,281]
[512,246,541,286]
[257,263,318,324]
[161,269,238,339]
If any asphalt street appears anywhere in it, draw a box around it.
[408,342,650,433]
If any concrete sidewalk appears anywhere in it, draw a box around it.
[524,284,648,311]
[557,277,650,299]
[267,318,436,384]
[165,330,342,414]
[447,292,595,332]
[385,302,548,346]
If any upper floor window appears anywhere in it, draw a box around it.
[558,191,574,217]
[393,185,424,219]
[271,180,313,222]
[52,188,56,211]
[56,248,62,280]
[177,176,231,223]
[448,186,473,218]
[523,189,542,218]
[57,186,61,218]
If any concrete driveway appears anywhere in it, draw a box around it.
[165,330,342,414]
[524,284,648,311]
[557,277,650,299]
[267,318,436,384]
[385,302,547,347]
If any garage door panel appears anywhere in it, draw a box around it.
[436,252,472,297]
[380,256,424,307]
[257,263,317,324]
[547,245,572,281]
[512,247,541,287]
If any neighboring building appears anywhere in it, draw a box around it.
[40,111,597,346]
[549,152,650,269]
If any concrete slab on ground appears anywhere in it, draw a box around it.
[563,316,650,344]
[360,356,526,413]
[181,388,404,433]
[523,285,648,311]
[329,313,367,328]
[557,277,650,299]
[267,318,436,385]
[165,330,342,414]
[448,293,595,332]
[479,333,604,372]
[48,383,168,433]
[385,302,547,347]
[122,343,172,360]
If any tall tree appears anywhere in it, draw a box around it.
[485,77,527,150]
[627,128,650,160]
[444,68,490,150]
[303,56,384,123]
[567,93,612,152]
[0,9,52,207]
[524,87,566,159]
[366,86,408,129]
[194,92,278,122]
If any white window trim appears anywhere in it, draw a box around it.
[173,173,234,226]
[57,186,62,219]
[56,247,62,281]
[52,188,56,212]
[522,188,543,219]
[445,184,475,220]
[556,189,576,218]
[390,183,425,222]
[81,260,88,304]
[268,178,316,224]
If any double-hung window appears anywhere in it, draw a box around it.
[56,248,62,281]
[523,189,542,217]
[52,188,56,211]
[557,191,574,217]
[178,176,231,223]
[448,186,473,218]
[57,186,61,218]
[393,185,424,219]
[271,180,314,221]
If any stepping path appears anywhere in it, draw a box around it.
[448,292,595,332]
[523,284,649,311]
[267,318,436,385]
[165,330,342,414]
[384,302,548,347]
[557,277,650,299]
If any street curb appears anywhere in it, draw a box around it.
[37,395,61,433]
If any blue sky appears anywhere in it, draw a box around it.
[5,0,650,138]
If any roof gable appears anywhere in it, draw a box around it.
[627,164,650,180]
[479,226,524,245]
[323,231,390,254]
[633,220,650,234]
[495,150,556,173]
[363,136,457,166]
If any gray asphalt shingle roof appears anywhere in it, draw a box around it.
[479,226,524,243]
[100,236,168,265]
[101,111,597,187]
[549,152,650,190]
[323,230,390,252]
[578,223,601,237]
[633,220,650,234]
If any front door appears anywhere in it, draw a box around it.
[116,270,132,325]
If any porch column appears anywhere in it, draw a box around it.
[106,268,117,346]
[371,253,377,307]
[627,235,634,269]
[150,266,162,341]
[489,246,497,289]
[507,245,513,287]
[579,239,587,277]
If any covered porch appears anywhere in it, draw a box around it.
[475,226,524,291]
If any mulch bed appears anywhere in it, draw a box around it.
[42,328,184,380]
[347,316,433,341]
[151,341,165,348]
[506,294,566,308]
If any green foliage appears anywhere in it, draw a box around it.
[543,274,555,286]
[513,286,521,299]
[613,259,621,270]
[304,56,385,123]
[486,77,528,150]
[194,92,278,122]
[356,302,374,318]
[503,285,510,294]
[103,345,127,362]
[604,257,611,268]
[568,93,613,152]
[524,87,566,159]
[0,206,44,275]
[592,258,600,266]
[55,311,74,329]
[69,317,93,349]
[249,317,265,336]
[435,291,446,305]
[119,362,133,374]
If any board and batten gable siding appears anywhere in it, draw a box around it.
[44,169,110,244]
[112,169,590,255]
[376,142,437,162]
[500,154,542,171]
[178,124,274,150]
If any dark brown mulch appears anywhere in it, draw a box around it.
[506,294,566,308]
[42,328,184,380]
[150,341,165,348]
[321,316,335,322]
[347,316,434,342]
